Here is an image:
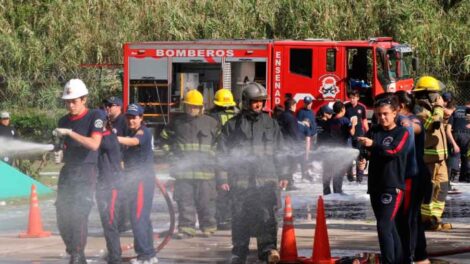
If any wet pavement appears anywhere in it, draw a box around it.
[1,173,470,263]
[1,219,470,263]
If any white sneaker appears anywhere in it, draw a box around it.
[130,258,142,264]
[143,257,159,264]
[130,257,158,264]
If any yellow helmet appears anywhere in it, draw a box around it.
[413,76,441,92]
[183,89,204,106]
[214,88,236,107]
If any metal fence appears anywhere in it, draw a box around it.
[449,81,470,105]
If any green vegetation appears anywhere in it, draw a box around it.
[0,0,468,114]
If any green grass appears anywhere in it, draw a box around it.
[0,0,468,111]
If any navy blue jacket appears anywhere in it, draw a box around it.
[297,108,317,137]
[98,130,123,188]
[277,110,303,144]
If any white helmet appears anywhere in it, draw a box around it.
[62,79,89,100]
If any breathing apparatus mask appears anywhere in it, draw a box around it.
[414,91,441,111]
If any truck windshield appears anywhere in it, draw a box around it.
[386,50,398,81]
[387,47,413,79]
[400,52,413,78]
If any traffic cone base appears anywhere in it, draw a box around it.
[297,257,337,264]
[18,185,51,238]
[19,230,51,238]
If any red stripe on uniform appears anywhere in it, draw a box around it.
[69,109,89,121]
[390,191,404,221]
[91,131,103,137]
[136,181,144,221]
[385,130,409,155]
[404,179,412,215]
[109,189,118,225]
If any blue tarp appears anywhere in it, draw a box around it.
[0,162,53,199]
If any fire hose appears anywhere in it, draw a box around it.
[121,177,176,261]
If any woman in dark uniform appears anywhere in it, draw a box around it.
[358,96,410,264]
[118,104,157,264]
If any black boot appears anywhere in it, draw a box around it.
[230,255,246,264]
[70,253,87,264]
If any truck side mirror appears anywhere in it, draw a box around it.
[412,57,419,73]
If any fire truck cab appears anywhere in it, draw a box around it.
[123,38,416,130]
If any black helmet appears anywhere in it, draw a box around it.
[242,82,268,109]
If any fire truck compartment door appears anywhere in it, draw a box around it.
[129,57,168,80]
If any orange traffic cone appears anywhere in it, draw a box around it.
[312,196,332,263]
[299,196,336,264]
[19,185,51,238]
[280,195,299,263]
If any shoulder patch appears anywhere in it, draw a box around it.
[94,119,104,129]
[382,136,394,147]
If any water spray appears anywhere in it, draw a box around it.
[0,137,54,157]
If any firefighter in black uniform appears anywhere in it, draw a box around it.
[217,83,289,264]
[450,100,470,182]
[358,96,410,264]
[103,96,131,233]
[53,79,104,264]
[117,104,158,264]
[0,111,17,165]
[96,115,124,264]
[208,88,239,230]
[103,96,128,136]
[160,89,219,239]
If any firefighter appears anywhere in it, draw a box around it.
[394,91,421,263]
[345,90,369,183]
[95,116,123,264]
[103,96,128,136]
[0,111,17,165]
[323,101,357,195]
[103,96,131,233]
[297,96,317,181]
[160,89,219,239]
[53,79,104,264]
[117,104,158,264]
[412,76,451,231]
[208,88,239,231]
[217,82,289,264]
[277,98,303,190]
[358,96,410,264]
[448,97,470,183]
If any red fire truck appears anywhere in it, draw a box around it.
[123,37,416,129]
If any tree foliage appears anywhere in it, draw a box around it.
[0,0,468,110]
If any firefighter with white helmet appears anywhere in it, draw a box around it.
[53,79,104,264]
[413,76,451,232]
[217,82,289,264]
[208,88,239,230]
[160,89,220,239]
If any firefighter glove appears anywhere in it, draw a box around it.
[53,128,72,137]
